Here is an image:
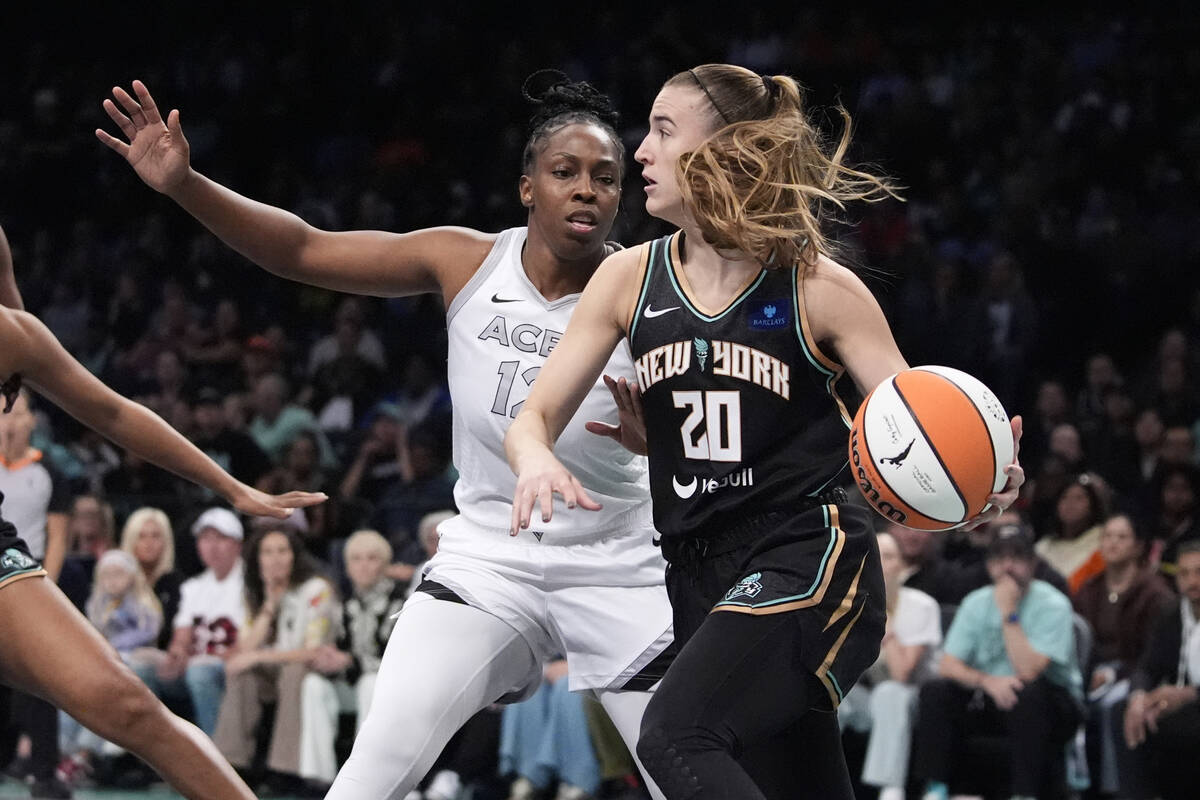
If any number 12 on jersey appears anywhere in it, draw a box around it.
[673,390,742,462]
[492,361,541,418]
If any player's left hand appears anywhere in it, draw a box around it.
[584,375,647,456]
[961,415,1024,531]
[228,483,327,519]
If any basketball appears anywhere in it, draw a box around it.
[848,365,1014,531]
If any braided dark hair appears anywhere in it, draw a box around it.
[521,69,623,176]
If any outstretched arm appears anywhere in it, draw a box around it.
[0,225,22,310]
[96,81,492,300]
[505,247,641,533]
[6,310,324,518]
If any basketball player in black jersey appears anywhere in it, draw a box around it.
[0,223,325,800]
[507,64,1025,799]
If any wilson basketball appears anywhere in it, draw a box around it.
[848,365,1014,531]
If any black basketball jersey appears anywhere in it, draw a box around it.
[628,232,858,539]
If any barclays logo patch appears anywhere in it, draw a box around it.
[747,299,790,330]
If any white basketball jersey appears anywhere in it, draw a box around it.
[443,227,651,538]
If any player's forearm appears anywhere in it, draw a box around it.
[95,398,240,501]
[504,409,556,473]
[168,169,314,283]
[0,226,23,310]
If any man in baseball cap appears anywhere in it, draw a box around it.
[133,507,247,736]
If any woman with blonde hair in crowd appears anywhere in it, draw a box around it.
[59,548,165,785]
[120,506,183,649]
[301,529,406,791]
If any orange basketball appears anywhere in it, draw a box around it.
[848,365,1014,531]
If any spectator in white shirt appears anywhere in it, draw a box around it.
[132,506,246,735]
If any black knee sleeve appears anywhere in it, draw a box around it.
[637,725,704,799]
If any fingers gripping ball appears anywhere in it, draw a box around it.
[849,366,1013,531]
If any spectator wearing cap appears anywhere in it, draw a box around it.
[131,506,247,735]
[1121,540,1200,799]
[912,527,1083,800]
[191,385,272,489]
[248,373,338,470]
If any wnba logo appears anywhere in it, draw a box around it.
[850,428,908,524]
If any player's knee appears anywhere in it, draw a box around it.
[88,671,166,742]
[636,725,702,799]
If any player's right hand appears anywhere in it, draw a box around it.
[510,451,600,535]
[96,80,192,195]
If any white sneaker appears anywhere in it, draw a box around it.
[426,769,462,800]
[879,787,905,800]
[508,777,536,800]
[554,784,590,800]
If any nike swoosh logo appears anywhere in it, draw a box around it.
[672,474,697,499]
[644,305,680,318]
[492,293,522,303]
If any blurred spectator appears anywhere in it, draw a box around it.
[306,298,386,378]
[213,526,338,793]
[1121,541,1200,799]
[373,419,455,565]
[912,527,1083,800]
[0,390,69,581]
[300,529,405,788]
[132,507,246,736]
[119,507,184,650]
[501,659,601,800]
[1074,513,1174,797]
[1153,463,1200,582]
[1086,386,1141,495]
[257,432,331,553]
[1024,379,1074,474]
[1077,353,1123,436]
[57,494,117,611]
[1133,407,1166,485]
[182,298,245,393]
[191,386,272,488]
[241,335,284,390]
[1035,472,1110,594]
[839,532,941,800]
[338,406,406,511]
[58,550,162,786]
[248,373,337,469]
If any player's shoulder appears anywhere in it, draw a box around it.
[405,226,499,263]
[594,242,649,283]
[802,254,872,304]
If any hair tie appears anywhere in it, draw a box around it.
[689,69,730,125]
[761,74,780,104]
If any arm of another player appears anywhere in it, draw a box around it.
[6,311,325,518]
[806,257,1023,525]
[505,247,641,533]
[0,224,21,310]
[96,81,492,300]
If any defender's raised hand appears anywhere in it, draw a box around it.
[96,80,191,194]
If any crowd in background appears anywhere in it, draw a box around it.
[0,6,1198,799]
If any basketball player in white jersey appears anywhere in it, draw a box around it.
[98,74,671,799]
